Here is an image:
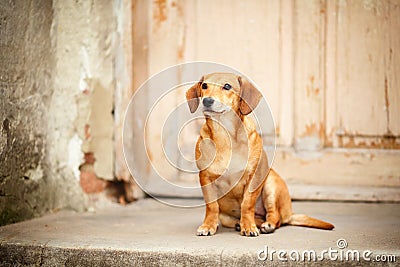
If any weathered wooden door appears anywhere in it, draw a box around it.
[129,0,400,201]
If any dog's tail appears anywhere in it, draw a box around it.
[288,214,334,230]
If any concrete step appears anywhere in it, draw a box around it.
[0,199,399,266]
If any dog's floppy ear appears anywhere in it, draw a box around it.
[186,76,204,113]
[238,76,262,115]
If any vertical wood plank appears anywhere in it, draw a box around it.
[193,0,280,137]
[182,0,197,62]
[387,0,400,135]
[325,0,338,147]
[132,0,150,90]
[115,0,133,181]
[293,0,326,151]
[327,0,400,148]
[278,0,295,147]
[128,0,150,191]
[146,0,185,187]
[149,0,184,74]
[335,0,388,136]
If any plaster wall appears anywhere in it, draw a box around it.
[0,0,120,225]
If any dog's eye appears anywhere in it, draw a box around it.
[202,83,208,90]
[223,83,232,90]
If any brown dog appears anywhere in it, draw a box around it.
[186,72,334,236]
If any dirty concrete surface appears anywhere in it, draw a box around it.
[0,198,399,266]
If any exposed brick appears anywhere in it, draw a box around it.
[79,169,106,194]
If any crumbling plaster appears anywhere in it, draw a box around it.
[0,0,120,225]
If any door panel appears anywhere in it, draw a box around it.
[130,0,400,200]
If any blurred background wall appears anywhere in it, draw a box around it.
[134,0,399,200]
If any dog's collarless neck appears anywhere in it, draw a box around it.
[204,112,247,142]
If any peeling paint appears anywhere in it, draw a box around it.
[84,124,91,140]
[68,134,83,180]
[337,134,400,149]
[87,80,114,180]
[84,152,96,165]
[275,125,280,136]
[52,0,117,182]
[153,0,168,28]
[306,75,320,97]
[79,152,105,194]
[79,46,92,92]
[176,0,185,61]
[295,122,325,151]
[301,122,325,139]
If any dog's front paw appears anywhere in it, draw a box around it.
[260,222,276,234]
[240,223,260,237]
[196,223,218,236]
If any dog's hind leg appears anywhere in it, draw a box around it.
[260,169,292,234]
[260,188,281,234]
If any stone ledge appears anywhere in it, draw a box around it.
[0,199,399,266]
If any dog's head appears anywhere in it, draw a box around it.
[186,73,262,116]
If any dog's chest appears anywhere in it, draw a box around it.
[196,137,249,177]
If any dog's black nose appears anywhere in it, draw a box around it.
[203,97,214,107]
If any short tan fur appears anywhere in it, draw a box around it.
[186,73,334,236]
